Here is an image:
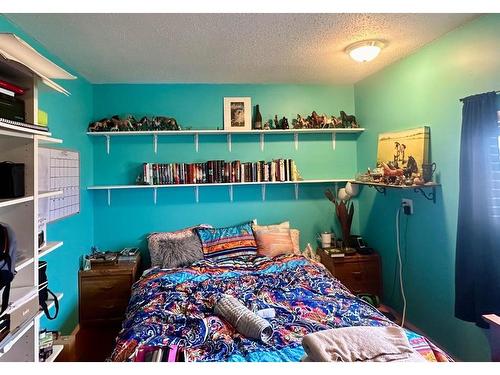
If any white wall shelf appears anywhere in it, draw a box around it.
[89,179,352,205]
[38,190,63,200]
[0,120,53,137]
[15,256,34,272]
[36,135,63,145]
[43,344,63,363]
[0,195,34,209]
[87,128,365,154]
[0,319,34,357]
[38,241,64,258]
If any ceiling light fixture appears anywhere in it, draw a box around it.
[345,40,385,63]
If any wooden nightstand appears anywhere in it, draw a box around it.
[78,253,141,327]
[318,248,382,297]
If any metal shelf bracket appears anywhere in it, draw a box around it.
[153,187,157,204]
[260,133,265,151]
[194,186,199,203]
[105,135,110,155]
[368,185,387,195]
[153,134,158,154]
[227,133,232,152]
[229,185,234,202]
[194,133,199,153]
[414,186,436,203]
[294,183,299,200]
[294,132,299,150]
[107,189,111,206]
[332,132,336,150]
[261,184,266,201]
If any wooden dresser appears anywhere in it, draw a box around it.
[78,254,140,327]
[318,248,382,297]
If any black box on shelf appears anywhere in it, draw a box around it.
[0,162,25,198]
[0,93,25,123]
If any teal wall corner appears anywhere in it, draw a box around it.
[354,14,500,361]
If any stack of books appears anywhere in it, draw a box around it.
[39,330,58,361]
[140,159,301,185]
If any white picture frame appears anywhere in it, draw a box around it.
[223,97,252,131]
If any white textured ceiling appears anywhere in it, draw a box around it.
[6,13,478,84]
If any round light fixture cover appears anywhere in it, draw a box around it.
[346,40,385,62]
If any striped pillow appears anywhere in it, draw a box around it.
[196,222,257,261]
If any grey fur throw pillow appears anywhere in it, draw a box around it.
[148,225,212,269]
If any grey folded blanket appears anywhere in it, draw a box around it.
[214,294,273,343]
[302,326,425,362]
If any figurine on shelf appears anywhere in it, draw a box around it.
[340,111,358,128]
[292,114,306,129]
[310,111,323,128]
[88,114,181,132]
[403,156,419,178]
[263,120,272,130]
[280,116,289,129]
[88,118,111,132]
[111,115,134,131]
[274,115,280,129]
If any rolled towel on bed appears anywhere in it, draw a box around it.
[302,326,425,362]
[214,294,273,343]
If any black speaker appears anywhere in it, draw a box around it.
[0,162,25,198]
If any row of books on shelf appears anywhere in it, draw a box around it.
[140,159,301,185]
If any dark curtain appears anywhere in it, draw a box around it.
[455,91,500,328]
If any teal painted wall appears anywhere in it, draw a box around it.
[91,84,359,261]
[354,14,500,361]
[0,16,95,334]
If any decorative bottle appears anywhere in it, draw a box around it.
[254,105,262,130]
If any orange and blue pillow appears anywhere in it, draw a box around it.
[196,222,257,261]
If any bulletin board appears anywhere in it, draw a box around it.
[38,147,80,223]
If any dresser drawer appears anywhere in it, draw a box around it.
[80,274,132,301]
[318,249,382,296]
[80,297,129,321]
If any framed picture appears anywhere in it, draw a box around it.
[224,97,252,131]
[377,126,430,172]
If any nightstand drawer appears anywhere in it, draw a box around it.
[318,249,382,297]
[80,275,132,301]
[80,297,129,321]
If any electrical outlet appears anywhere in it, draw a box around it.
[402,198,413,215]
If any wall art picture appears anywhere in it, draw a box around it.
[224,97,252,131]
[376,126,430,174]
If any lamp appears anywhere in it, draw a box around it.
[345,40,385,62]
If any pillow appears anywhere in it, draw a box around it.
[253,221,300,255]
[290,229,300,254]
[254,229,294,257]
[148,224,211,268]
[196,221,257,261]
[253,221,290,231]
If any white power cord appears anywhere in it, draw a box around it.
[396,207,407,327]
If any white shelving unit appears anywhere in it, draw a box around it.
[88,127,365,154]
[0,33,73,362]
[89,179,353,205]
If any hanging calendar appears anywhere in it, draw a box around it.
[38,147,80,223]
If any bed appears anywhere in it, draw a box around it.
[110,253,451,362]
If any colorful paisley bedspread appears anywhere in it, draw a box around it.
[111,254,451,362]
